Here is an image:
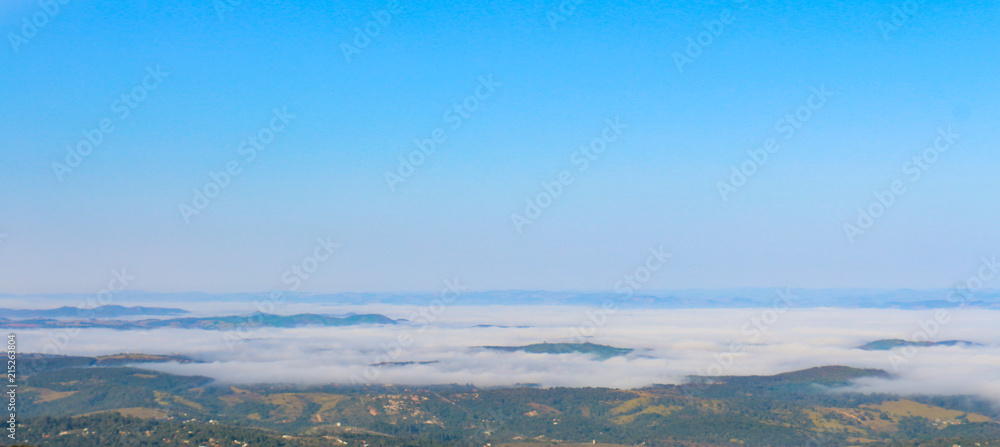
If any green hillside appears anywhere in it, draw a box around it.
[858,339,980,350]
[482,342,633,359]
[12,357,1000,447]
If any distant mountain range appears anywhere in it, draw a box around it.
[5,289,998,309]
[0,304,189,319]
[482,342,633,359]
[857,339,983,351]
[0,313,399,330]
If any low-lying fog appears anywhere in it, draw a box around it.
[10,304,1000,401]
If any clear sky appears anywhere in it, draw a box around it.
[1,0,998,294]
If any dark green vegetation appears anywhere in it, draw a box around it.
[0,305,188,319]
[857,339,982,351]
[0,313,397,330]
[679,365,892,395]
[8,357,1000,447]
[17,353,199,376]
[482,342,633,359]
[7,413,437,447]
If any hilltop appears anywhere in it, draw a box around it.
[0,304,189,319]
[858,339,983,351]
[482,342,634,359]
[0,313,399,330]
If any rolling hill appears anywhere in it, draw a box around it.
[0,313,398,330]
[482,342,634,359]
[14,359,1000,447]
[858,339,983,350]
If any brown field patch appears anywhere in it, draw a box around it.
[81,407,169,420]
[29,387,78,403]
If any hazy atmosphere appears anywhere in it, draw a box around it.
[3,0,999,446]
[2,1,999,294]
[10,304,1000,397]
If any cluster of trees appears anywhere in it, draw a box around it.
[6,413,294,447]
[23,367,208,418]
[4,414,442,447]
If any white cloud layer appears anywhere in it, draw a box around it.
[11,306,1000,401]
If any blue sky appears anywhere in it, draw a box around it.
[1,0,999,294]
